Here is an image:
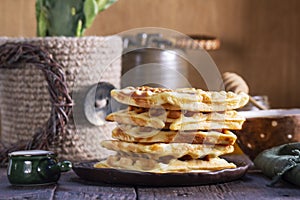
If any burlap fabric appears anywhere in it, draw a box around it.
[0,36,122,161]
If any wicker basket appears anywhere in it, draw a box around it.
[0,36,122,162]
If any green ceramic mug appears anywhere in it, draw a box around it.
[7,150,72,186]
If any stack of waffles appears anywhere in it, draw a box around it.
[94,86,249,173]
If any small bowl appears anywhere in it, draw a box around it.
[235,109,300,160]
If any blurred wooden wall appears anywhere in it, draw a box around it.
[0,0,299,108]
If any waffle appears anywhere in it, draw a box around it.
[115,122,242,139]
[106,106,245,130]
[112,127,237,145]
[101,140,234,160]
[94,154,236,173]
[111,86,249,111]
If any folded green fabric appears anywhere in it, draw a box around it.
[254,142,300,187]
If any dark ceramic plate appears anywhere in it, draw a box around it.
[72,155,250,187]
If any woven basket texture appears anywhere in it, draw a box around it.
[0,36,122,161]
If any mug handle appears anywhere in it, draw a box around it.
[37,158,72,179]
[57,160,72,172]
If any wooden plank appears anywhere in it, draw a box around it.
[0,168,136,200]
[0,168,56,200]
[0,0,36,37]
[0,191,55,200]
[137,172,300,200]
[54,171,137,200]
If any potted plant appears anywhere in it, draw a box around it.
[0,0,121,164]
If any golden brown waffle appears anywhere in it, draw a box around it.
[94,154,236,173]
[112,127,237,145]
[106,107,245,130]
[111,86,249,111]
[101,140,234,159]
[115,123,243,139]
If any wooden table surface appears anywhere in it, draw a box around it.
[1,166,300,200]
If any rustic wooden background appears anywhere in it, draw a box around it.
[0,0,299,108]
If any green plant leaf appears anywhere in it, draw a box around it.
[36,0,48,37]
[76,19,84,37]
[83,0,99,28]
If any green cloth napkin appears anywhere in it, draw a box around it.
[254,142,300,187]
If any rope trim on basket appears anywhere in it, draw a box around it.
[0,42,73,166]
